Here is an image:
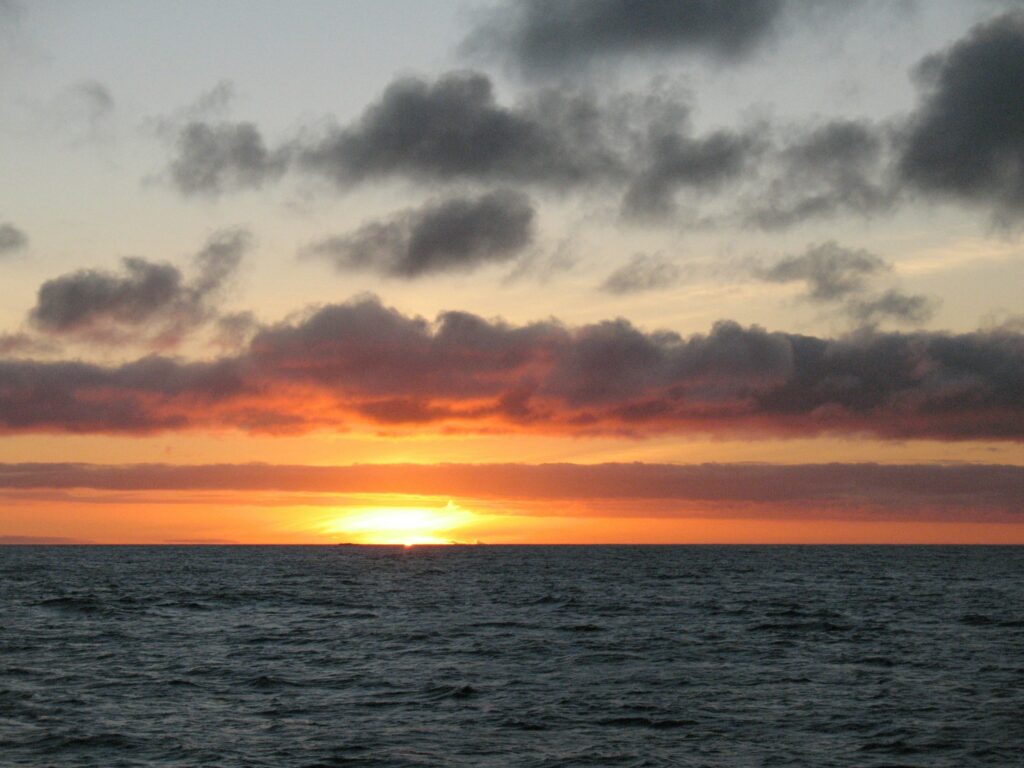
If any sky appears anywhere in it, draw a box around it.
[1,0,1023,544]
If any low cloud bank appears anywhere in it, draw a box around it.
[1,461,1021,521]
[1,295,1022,439]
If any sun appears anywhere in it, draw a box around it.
[323,500,473,545]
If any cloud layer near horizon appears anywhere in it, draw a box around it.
[1,461,1021,522]
[1,295,1022,440]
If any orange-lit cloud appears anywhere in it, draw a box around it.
[2,296,1023,440]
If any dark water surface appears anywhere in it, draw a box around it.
[1,546,1022,767]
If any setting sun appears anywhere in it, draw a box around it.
[322,501,474,545]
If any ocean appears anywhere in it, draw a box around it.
[1,545,1022,767]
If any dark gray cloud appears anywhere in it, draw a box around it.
[1,461,1021,522]
[0,356,250,433]
[164,72,633,195]
[296,70,753,217]
[846,289,938,327]
[2,295,1023,439]
[747,120,895,229]
[153,16,1024,231]
[0,222,27,255]
[623,127,761,219]
[297,72,624,188]
[760,241,888,301]
[169,122,289,196]
[759,241,935,328]
[29,229,250,346]
[304,190,535,277]
[31,258,184,334]
[467,0,787,74]
[600,253,682,294]
[899,11,1024,216]
[157,70,866,232]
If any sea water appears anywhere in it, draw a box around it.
[1,545,1022,766]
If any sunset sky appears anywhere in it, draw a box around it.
[1,0,1022,544]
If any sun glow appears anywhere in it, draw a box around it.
[323,501,473,545]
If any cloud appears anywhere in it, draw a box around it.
[760,241,888,301]
[212,311,259,352]
[758,241,936,328]
[746,120,895,229]
[15,79,117,145]
[154,70,884,232]
[0,355,250,433]
[1,295,1022,439]
[67,80,114,128]
[983,312,1024,334]
[28,229,250,346]
[622,127,761,219]
[0,222,26,255]
[297,71,624,189]
[1,461,1021,522]
[846,288,938,327]
[163,72,636,196]
[600,253,682,294]
[31,259,184,333]
[0,222,27,255]
[0,332,56,356]
[190,227,249,295]
[502,238,576,283]
[467,0,788,75]
[303,190,535,277]
[899,11,1024,216]
[249,70,749,215]
[150,19,1024,230]
[175,81,235,123]
[148,81,236,139]
[168,122,289,196]
[247,297,566,403]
